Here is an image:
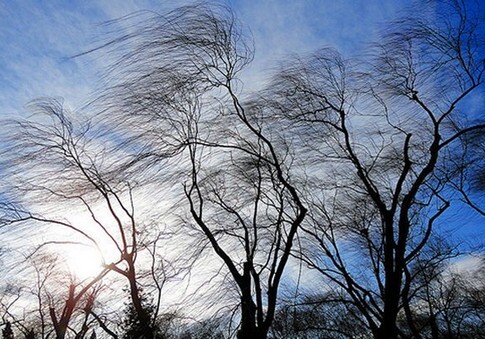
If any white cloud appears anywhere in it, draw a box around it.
[447,254,484,277]
[0,0,407,115]
[229,0,406,90]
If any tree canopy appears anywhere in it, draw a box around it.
[1,1,484,338]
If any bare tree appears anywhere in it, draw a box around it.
[90,4,307,338]
[48,282,100,339]
[405,252,485,338]
[1,1,483,338]
[0,251,105,339]
[1,285,23,337]
[2,99,175,338]
[270,291,368,339]
[259,1,485,338]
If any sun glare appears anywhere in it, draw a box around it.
[66,246,104,281]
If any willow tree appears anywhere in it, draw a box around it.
[93,4,307,338]
[2,99,172,338]
[261,0,485,338]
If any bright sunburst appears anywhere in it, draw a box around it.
[65,246,104,281]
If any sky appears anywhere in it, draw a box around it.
[0,0,482,242]
[0,0,413,283]
[0,0,414,310]
[0,0,484,330]
[2,0,483,238]
[0,0,407,117]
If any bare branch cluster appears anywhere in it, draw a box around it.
[0,1,484,338]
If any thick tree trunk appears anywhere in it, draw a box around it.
[375,321,398,339]
[237,262,268,339]
[377,272,401,338]
[126,260,155,339]
[51,284,77,339]
[376,215,402,339]
[237,326,267,339]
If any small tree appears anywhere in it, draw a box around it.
[2,322,14,339]
[3,99,172,338]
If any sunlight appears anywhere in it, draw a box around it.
[65,246,104,281]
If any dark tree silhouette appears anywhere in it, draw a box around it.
[90,4,307,338]
[0,1,483,338]
[1,322,14,339]
[260,0,484,337]
[2,100,174,338]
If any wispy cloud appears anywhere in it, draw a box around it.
[229,0,405,89]
[1,0,406,116]
[0,1,104,115]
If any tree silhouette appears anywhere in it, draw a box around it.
[89,4,307,338]
[2,100,172,338]
[262,0,484,337]
[1,322,13,339]
[0,1,483,338]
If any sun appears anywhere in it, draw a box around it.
[65,245,104,281]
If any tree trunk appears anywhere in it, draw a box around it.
[237,326,267,339]
[237,262,268,339]
[377,215,402,339]
[126,260,155,339]
[51,284,77,339]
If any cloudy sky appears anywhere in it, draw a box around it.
[1,0,482,250]
[1,0,484,318]
[0,0,407,117]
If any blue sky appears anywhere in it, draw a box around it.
[0,0,484,325]
[0,0,483,234]
[1,0,482,260]
[0,0,407,117]
[1,0,483,256]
